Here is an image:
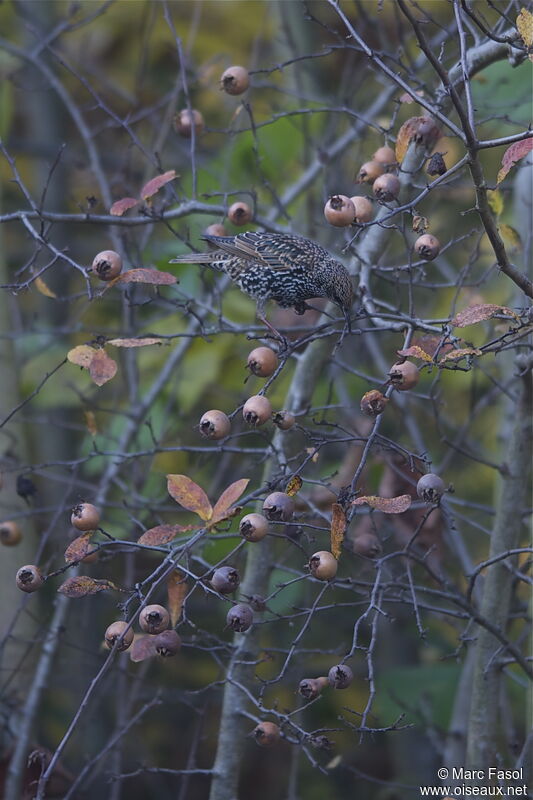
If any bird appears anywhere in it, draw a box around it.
[170,231,353,341]
[16,474,37,505]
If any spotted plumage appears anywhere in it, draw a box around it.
[170,232,353,333]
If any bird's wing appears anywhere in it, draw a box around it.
[202,232,321,271]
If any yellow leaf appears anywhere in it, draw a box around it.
[167,569,187,627]
[285,475,303,497]
[487,189,504,217]
[330,503,346,559]
[516,8,533,48]
[499,223,522,252]
[34,276,57,298]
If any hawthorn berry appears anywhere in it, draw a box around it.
[104,621,134,651]
[298,676,329,700]
[253,721,280,747]
[220,65,250,95]
[357,160,384,183]
[205,223,227,238]
[0,521,22,546]
[349,195,374,224]
[139,604,169,635]
[211,566,240,594]
[154,629,181,657]
[226,603,253,632]
[262,491,294,522]
[324,195,355,227]
[71,503,100,531]
[174,108,204,138]
[16,565,44,593]
[239,513,269,542]
[417,473,446,503]
[243,395,272,426]
[328,664,353,689]
[415,234,441,261]
[360,390,388,417]
[273,410,295,431]
[308,551,337,580]
[247,347,278,377]
[92,250,122,281]
[373,174,400,203]
[199,410,231,440]
[389,361,419,391]
[228,202,252,226]
[372,146,396,167]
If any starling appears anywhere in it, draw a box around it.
[16,474,37,505]
[170,231,353,339]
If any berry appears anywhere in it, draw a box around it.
[220,65,250,95]
[243,395,272,426]
[71,503,100,531]
[0,521,22,546]
[211,565,240,594]
[353,533,382,558]
[16,565,44,593]
[154,629,181,657]
[205,223,227,238]
[139,604,169,635]
[228,202,252,226]
[389,361,419,391]
[239,513,268,542]
[357,160,384,183]
[262,491,294,522]
[273,410,295,431]
[174,108,204,138]
[349,196,374,224]
[249,594,267,612]
[247,347,278,377]
[104,621,134,651]
[373,174,400,203]
[426,152,447,176]
[360,390,388,417]
[253,721,280,747]
[413,117,441,148]
[226,603,253,632]
[199,410,231,440]
[324,195,355,227]
[92,250,122,281]
[308,550,337,580]
[372,146,396,167]
[328,664,353,689]
[417,473,446,503]
[414,233,440,261]
[298,676,329,700]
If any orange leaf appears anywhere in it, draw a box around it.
[89,349,117,386]
[395,117,423,163]
[110,197,139,216]
[496,138,533,184]
[330,503,346,559]
[84,410,98,436]
[64,534,93,563]
[352,494,412,513]
[141,170,177,201]
[167,474,212,521]
[129,634,157,662]
[58,576,118,598]
[211,478,249,524]
[67,345,96,368]
[285,475,303,497]
[107,337,164,347]
[396,345,434,363]
[451,303,518,327]
[167,569,187,626]
[138,524,194,546]
[438,347,482,364]
[115,268,177,285]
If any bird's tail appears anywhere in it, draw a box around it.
[169,253,217,264]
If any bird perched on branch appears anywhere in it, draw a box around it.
[170,231,353,340]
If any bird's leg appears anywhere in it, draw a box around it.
[255,301,288,352]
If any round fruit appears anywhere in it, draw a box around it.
[226,603,253,632]
[308,551,338,580]
[414,117,441,147]
[220,65,250,95]
[417,473,446,503]
[247,347,278,377]
[273,410,295,431]
[228,201,252,226]
[139,604,169,635]
[349,195,374,224]
[298,676,329,700]
[389,361,419,391]
[253,721,280,747]
[357,160,384,183]
[372,146,396,167]
[199,410,231,440]
[104,621,134,651]
[262,492,294,522]
[239,513,268,542]
[211,565,240,594]
[373,174,400,203]
[92,250,122,281]
[16,565,44,593]
[243,395,272,426]
[174,108,204,138]
[205,223,227,237]
[414,233,441,261]
[71,503,100,531]
[154,629,181,657]
[249,594,266,612]
[328,664,353,689]
[0,521,22,546]
[353,533,382,558]
[324,195,355,227]
[360,390,388,417]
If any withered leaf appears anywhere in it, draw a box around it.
[110,197,139,216]
[487,189,504,217]
[67,345,96,369]
[451,304,519,328]
[58,576,118,598]
[115,268,177,285]
[167,474,212,521]
[412,215,429,234]
[64,533,93,563]
[395,117,424,163]
[438,347,482,364]
[84,410,98,436]
[107,337,164,348]
[138,524,194,547]
[516,7,533,60]
[34,276,57,298]
[330,503,346,560]
[167,569,187,626]
[496,138,533,184]
[396,345,433,363]
[89,349,117,387]
[141,170,177,201]
[211,478,249,524]
[129,634,157,663]
[352,494,412,514]
[285,475,303,497]
[499,223,522,252]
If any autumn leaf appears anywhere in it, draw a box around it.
[438,348,483,364]
[89,349,118,386]
[64,533,93,563]
[412,215,429,234]
[487,189,504,217]
[330,503,346,559]
[496,138,533,184]
[58,576,118,598]
[107,337,164,347]
[141,170,177,201]
[211,478,249,524]
[110,197,139,216]
[84,410,98,436]
[396,345,434,363]
[67,345,96,369]
[138,524,194,546]
[167,569,187,626]
[499,223,522,252]
[114,268,177,285]
[130,634,157,663]
[516,8,533,60]
[34,276,57,298]
[451,304,519,328]
[352,494,412,513]
[285,475,303,497]
[167,474,212,521]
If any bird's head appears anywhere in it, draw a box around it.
[327,264,354,312]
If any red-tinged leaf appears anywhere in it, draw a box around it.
[107,337,164,348]
[285,475,303,497]
[67,345,96,368]
[352,494,412,514]
[89,349,117,386]
[57,576,118,598]
[115,268,177,285]
[129,634,157,662]
[141,170,177,201]
[330,503,346,559]
[167,569,187,626]
[138,524,194,546]
[167,474,212,521]
[110,197,139,216]
[496,138,533,184]
[64,533,93,563]
[396,345,434,363]
[438,347,483,364]
[451,304,519,327]
[211,478,249,524]
[395,117,423,163]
